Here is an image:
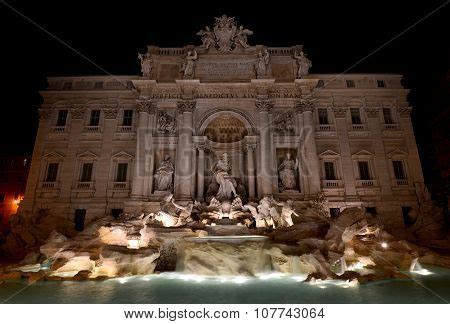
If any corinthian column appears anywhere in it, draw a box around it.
[255,99,274,197]
[174,100,195,200]
[195,143,206,201]
[131,99,155,199]
[245,143,257,199]
[296,98,321,196]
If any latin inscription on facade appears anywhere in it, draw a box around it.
[195,58,256,80]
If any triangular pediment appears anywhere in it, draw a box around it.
[352,149,374,157]
[43,151,65,160]
[112,151,134,160]
[77,151,98,160]
[387,148,408,157]
[318,149,340,157]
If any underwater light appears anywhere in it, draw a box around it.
[411,268,434,276]
[118,277,130,284]
[127,238,140,249]
[257,272,285,280]
[381,242,388,249]
[232,276,249,284]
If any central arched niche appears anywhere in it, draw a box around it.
[204,114,248,143]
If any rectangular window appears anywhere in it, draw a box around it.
[377,80,386,88]
[318,108,329,125]
[45,163,59,182]
[366,207,377,215]
[324,161,336,180]
[89,110,101,126]
[393,160,406,179]
[358,161,371,180]
[74,209,86,231]
[0,193,5,203]
[346,80,355,88]
[80,163,93,182]
[383,108,394,124]
[122,110,133,126]
[56,110,68,126]
[116,163,128,182]
[350,108,362,124]
[402,206,414,227]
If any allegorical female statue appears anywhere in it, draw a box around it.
[212,153,237,201]
[181,50,198,79]
[138,52,153,77]
[278,152,298,191]
[255,49,270,78]
[155,155,174,192]
[293,50,312,79]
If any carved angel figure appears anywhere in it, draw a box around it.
[234,25,253,48]
[255,49,270,78]
[181,50,198,79]
[293,50,312,79]
[196,26,215,50]
[138,52,153,77]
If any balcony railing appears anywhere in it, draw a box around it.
[112,182,129,189]
[116,126,133,133]
[76,181,94,190]
[51,126,66,133]
[321,179,343,188]
[40,182,56,189]
[351,124,365,131]
[383,124,399,130]
[356,179,378,187]
[317,124,333,131]
[395,179,409,186]
[85,126,101,133]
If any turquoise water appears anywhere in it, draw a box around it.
[1,267,450,304]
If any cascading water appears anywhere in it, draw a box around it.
[409,257,433,276]
[176,235,272,276]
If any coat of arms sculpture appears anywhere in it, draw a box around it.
[197,14,253,53]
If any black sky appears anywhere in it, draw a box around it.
[0,0,449,188]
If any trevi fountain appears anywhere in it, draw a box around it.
[1,15,450,303]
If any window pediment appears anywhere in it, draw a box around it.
[352,149,374,158]
[318,149,340,159]
[387,148,408,158]
[112,151,134,160]
[43,151,65,161]
[77,151,99,161]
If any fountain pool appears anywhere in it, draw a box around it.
[1,266,449,303]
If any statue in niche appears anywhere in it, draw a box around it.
[157,111,177,135]
[278,152,298,191]
[293,50,312,79]
[234,25,253,48]
[212,153,237,201]
[138,52,153,77]
[154,155,174,192]
[255,49,270,78]
[196,26,215,50]
[181,50,198,79]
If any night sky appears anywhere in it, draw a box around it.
[1,0,449,194]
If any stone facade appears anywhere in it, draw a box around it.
[20,16,425,233]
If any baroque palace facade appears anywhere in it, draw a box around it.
[20,15,425,232]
